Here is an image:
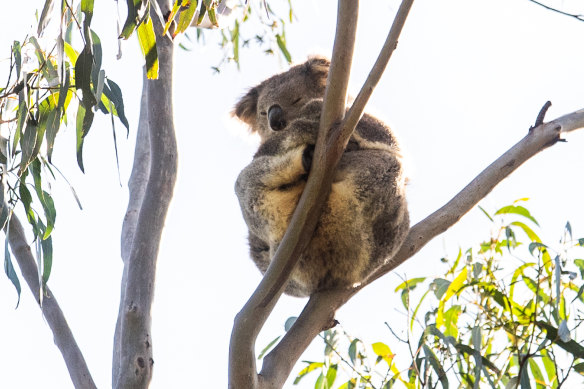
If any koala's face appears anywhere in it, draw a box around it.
[233,56,330,142]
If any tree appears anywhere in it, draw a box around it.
[1,0,584,388]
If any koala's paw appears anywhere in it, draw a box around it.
[302,144,315,173]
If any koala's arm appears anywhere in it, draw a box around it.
[235,145,308,239]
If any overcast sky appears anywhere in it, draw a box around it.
[1,1,584,388]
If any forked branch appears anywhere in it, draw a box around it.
[265,107,584,381]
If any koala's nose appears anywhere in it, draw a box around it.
[268,105,286,131]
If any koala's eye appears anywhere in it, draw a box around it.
[260,111,267,116]
[268,105,286,131]
[291,98,302,105]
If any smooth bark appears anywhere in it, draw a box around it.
[113,0,177,387]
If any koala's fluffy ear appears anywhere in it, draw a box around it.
[304,56,330,88]
[233,87,259,129]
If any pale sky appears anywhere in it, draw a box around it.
[1,0,584,388]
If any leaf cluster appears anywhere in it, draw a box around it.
[276,200,584,388]
[1,0,129,304]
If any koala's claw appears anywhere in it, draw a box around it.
[302,145,315,172]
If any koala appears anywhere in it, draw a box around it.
[233,56,409,297]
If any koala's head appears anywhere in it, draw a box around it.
[233,56,330,142]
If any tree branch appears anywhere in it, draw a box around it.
[263,107,584,380]
[527,0,584,22]
[228,1,359,388]
[7,214,97,389]
[114,0,177,387]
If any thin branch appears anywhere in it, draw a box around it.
[228,1,359,388]
[7,214,97,389]
[527,0,584,22]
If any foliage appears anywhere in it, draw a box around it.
[278,200,584,388]
[0,0,129,304]
[0,0,294,305]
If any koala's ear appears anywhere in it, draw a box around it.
[304,56,330,87]
[232,87,259,128]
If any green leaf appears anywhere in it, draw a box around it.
[444,267,467,302]
[104,79,130,132]
[574,259,584,279]
[494,205,539,226]
[574,362,584,375]
[37,0,53,37]
[137,15,159,79]
[75,105,93,172]
[276,34,292,63]
[90,30,103,92]
[540,349,556,384]
[510,221,541,243]
[443,305,461,338]
[395,277,425,309]
[13,41,22,78]
[164,0,182,35]
[432,278,451,299]
[477,205,493,222]
[257,336,280,360]
[19,120,38,174]
[63,42,79,64]
[4,225,21,308]
[423,344,448,389]
[348,339,359,365]
[284,316,296,331]
[536,321,584,359]
[294,361,324,385]
[41,234,53,283]
[121,0,144,39]
[75,47,97,109]
[520,362,532,389]
[325,365,337,388]
[372,342,395,367]
[528,359,546,389]
[176,0,199,33]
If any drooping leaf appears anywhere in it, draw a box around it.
[276,33,292,63]
[121,0,144,39]
[74,47,97,109]
[13,41,22,78]
[348,338,359,365]
[495,205,539,226]
[104,79,130,132]
[176,0,199,33]
[423,344,448,389]
[4,226,21,308]
[137,15,159,79]
[293,361,324,385]
[257,336,280,360]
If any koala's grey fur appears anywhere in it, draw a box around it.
[233,56,409,297]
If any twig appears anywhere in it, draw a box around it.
[531,100,552,130]
[527,0,584,22]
